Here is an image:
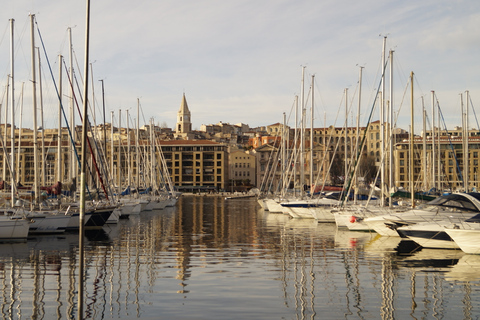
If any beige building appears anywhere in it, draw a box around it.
[394,130,480,192]
[159,140,228,192]
[253,141,328,193]
[228,150,256,191]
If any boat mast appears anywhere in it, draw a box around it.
[293,95,298,197]
[310,75,314,195]
[127,109,131,189]
[354,66,363,205]
[68,27,76,193]
[118,109,122,193]
[344,88,348,190]
[37,47,46,186]
[136,98,140,190]
[10,18,16,207]
[437,102,441,189]
[461,92,469,191]
[30,14,40,206]
[78,0,91,316]
[57,55,62,183]
[282,112,286,196]
[422,97,427,191]
[465,90,470,191]
[388,50,394,207]
[300,66,305,198]
[150,118,155,190]
[431,90,436,191]
[110,111,114,192]
[2,77,7,182]
[17,83,24,184]
[380,36,387,207]
[410,71,415,208]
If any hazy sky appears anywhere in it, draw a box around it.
[1,0,479,133]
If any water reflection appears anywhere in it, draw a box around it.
[0,196,479,319]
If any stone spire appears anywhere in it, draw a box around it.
[176,93,192,135]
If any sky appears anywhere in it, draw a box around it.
[1,0,479,133]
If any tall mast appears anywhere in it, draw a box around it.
[110,111,114,192]
[388,50,394,207]
[126,109,131,188]
[380,36,387,207]
[431,91,436,191]
[150,118,155,189]
[310,75,314,195]
[422,97,427,191]
[57,55,63,182]
[465,90,470,191]
[10,18,15,207]
[136,98,140,190]
[437,101,441,188]
[37,47,46,186]
[461,92,469,191]
[300,66,305,198]
[354,66,363,205]
[282,112,286,196]
[344,88,348,187]
[17,83,24,184]
[30,14,39,205]
[293,95,298,197]
[68,27,76,186]
[100,79,107,188]
[118,109,122,192]
[1,79,6,182]
[78,0,91,316]
[410,71,415,208]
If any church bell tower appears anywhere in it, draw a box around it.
[175,93,192,139]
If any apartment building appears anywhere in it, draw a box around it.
[395,133,480,191]
[159,140,228,192]
[228,150,256,191]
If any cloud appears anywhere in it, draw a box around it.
[0,0,479,132]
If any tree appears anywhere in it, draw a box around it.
[357,155,377,184]
[329,155,344,186]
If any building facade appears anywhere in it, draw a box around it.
[228,150,256,191]
[159,140,228,192]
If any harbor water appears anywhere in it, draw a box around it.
[1,195,479,319]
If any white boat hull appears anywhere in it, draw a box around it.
[0,216,30,240]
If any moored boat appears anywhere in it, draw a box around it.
[363,193,480,237]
